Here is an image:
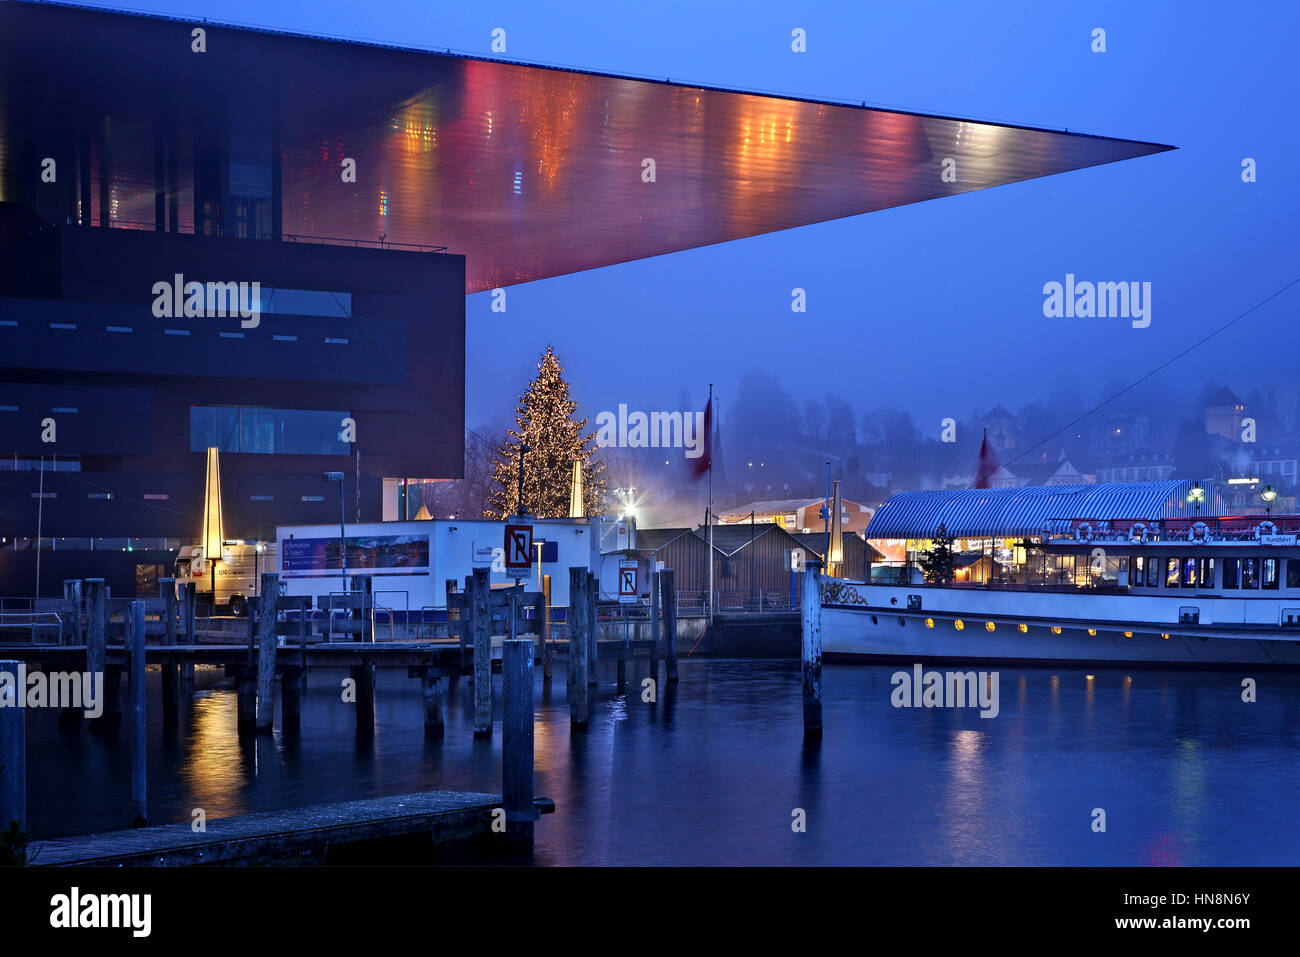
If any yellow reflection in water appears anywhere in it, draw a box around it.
[182,689,250,818]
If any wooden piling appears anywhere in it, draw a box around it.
[351,664,375,730]
[422,673,444,738]
[661,568,679,683]
[502,637,536,845]
[85,578,106,694]
[61,579,82,646]
[0,659,25,837]
[800,565,823,739]
[567,567,589,731]
[255,573,278,732]
[459,574,473,674]
[445,578,459,643]
[471,567,491,738]
[586,571,598,686]
[355,575,374,643]
[540,574,552,682]
[128,601,147,826]
[649,569,660,678]
[180,581,196,689]
[160,578,180,725]
[58,579,84,726]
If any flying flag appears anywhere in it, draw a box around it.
[974,430,999,489]
[689,393,712,481]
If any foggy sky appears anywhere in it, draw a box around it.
[101,0,1300,446]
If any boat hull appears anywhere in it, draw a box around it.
[822,601,1300,668]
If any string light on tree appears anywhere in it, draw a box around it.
[487,345,606,519]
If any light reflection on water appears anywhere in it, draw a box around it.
[20,659,1300,865]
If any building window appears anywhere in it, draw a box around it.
[1197,557,1215,588]
[1241,557,1260,589]
[190,406,350,455]
[1263,557,1280,590]
[1223,557,1240,589]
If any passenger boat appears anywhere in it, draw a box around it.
[821,481,1300,667]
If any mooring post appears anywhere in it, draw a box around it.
[540,573,552,682]
[800,564,823,739]
[85,579,106,717]
[128,601,147,826]
[649,569,660,679]
[502,637,536,845]
[351,662,375,731]
[57,579,85,726]
[355,575,373,643]
[0,659,25,838]
[568,567,589,731]
[181,581,196,690]
[586,571,599,686]
[661,568,679,683]
[422,670,444,738]
[255,573,278,732]
[472,567,492,738]
[160,578,180,725]
[445,578,459,642]
[460,574,474,675]
[61,579,82,646]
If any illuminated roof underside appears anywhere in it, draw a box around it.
[0,2,1173,293]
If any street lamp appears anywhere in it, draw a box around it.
[322,471,347,595]
[1188,481,1205,516]
[516,443,530,516]
[1262,484,1278,515]
[254,541,266,601]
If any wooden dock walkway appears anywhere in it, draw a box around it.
[32,791,556,866]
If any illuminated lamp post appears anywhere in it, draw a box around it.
[1262,484,1278,516]
[1188,481,1205,517]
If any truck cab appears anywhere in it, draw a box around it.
[174,541,277,617]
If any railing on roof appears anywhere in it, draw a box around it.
[1048,515,1299,543]
[42,220,449,253]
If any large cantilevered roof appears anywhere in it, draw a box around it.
[865,481,1226,540]
[0,2,1173,293]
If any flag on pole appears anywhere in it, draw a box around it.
[974,430,999,489]
[690,395,712,481]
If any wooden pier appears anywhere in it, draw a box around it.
[33,791,556,866]
[0,565,687,861]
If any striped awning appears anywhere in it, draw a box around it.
[864,480,1226,540]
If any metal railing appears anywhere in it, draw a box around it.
[50,219,449,253]
[0,611,63,644]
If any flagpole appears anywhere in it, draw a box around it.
[707,383,714,624]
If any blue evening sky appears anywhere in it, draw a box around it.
[82,0,1300,441]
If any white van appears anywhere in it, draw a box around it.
[174,541,277,617]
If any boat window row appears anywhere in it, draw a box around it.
[1132,555,1298,590]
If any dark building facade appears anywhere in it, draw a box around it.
[0,2,1169,595]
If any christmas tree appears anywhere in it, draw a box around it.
[486,346,606,518]
[918,522,956,585]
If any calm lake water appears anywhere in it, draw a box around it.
[21,657,1300,865]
